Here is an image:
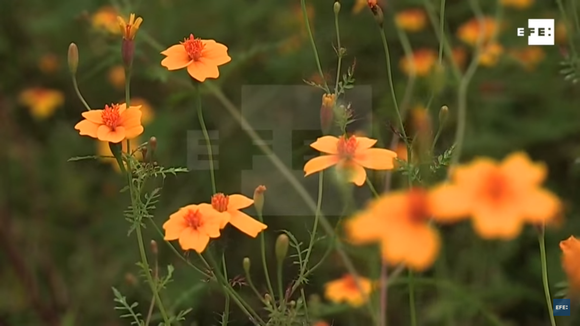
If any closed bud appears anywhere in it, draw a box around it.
[150,240,158,255]
[67,43,79,75]
[264,293,273,305]
[333,1,341,14]
[253,185,266,215]
[121,39,135,68]
[148,136,157,152]
[289,300,296,307]
[275,234,289,263]
[320,93,336,135]
[438,106,449,126]
[243,257,251,274]
[370,4,384,28]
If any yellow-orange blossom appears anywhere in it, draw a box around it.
[74,103,143,143]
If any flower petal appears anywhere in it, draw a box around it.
[345,211,385,244]
[119,107,142,129]
[74,119,100,138]
[501,152,547,188]
[381,224,440,272]
[81,110,104,124]
[345,163,367,186]
[471,204,523,240]
[228,211,267,238]
[163,212,187,240]
[198,203,230,229]
[97,125,126,143]
[520,189,561,224]
[354,148,397,170]
[310,136,339,154]
[124,125,144,139]
[304,155,339,177]
[161,45,192,70]
[201,40,231,66]
[428,184,473,223]
[178,228,210,253]
[228,194,254,210]
[354,136,378,150]
[187,60,219,82]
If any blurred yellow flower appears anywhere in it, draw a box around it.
[19,88,64,119]
[97,138,142,172]
[91,6,120,35]
[509,47,545,71]
[501,0,533,9]
[38,53,59,74]
[478,43,504,67]
[556,21,567,44]
[108,65,125,90]
[127,98,154,126]
[395,9,427,32]
[457,17,499,46]
[400,49,437,76]
[452,47,468,69]
[324,274,373,307]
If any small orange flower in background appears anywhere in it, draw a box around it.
[129,98,154,125]
[509,47,545,71]
[108,65,125,90]
[199,193,267,238]
[279,3,314,54]
[346,188,444,271]
[97,138,142,172]
[457,17,499,46]
[324,274,373,307]
[312,321,330,326]
[501,0,533,9]
[160,34,231,82]
[556,22,567,44]
[19,88,64,119]
[452,47,468,69]
[478,43,504,67]
[400,49,437,77]
[91,6,120,35]
[163,205,223,253]
[74,103,144,143]
[429,152,562,239]
[560,236,580,295]
[304,135,397,186]
[38,53,59,74]
[395,9,427,32]
[353,0,380,14]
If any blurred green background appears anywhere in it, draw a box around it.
[1,0,580,325]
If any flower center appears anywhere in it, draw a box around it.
[342,274,362,292]
[406,188,430,224]
[101,104,121,130]
[336,135,358,160]
[484,170,509,203]
[184,209,203,230]
[211,193,229,212]
[182,34,204,61]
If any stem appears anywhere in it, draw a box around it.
[221,254,230,326]
[300,0,330,92]
[256,210,275,297]
[302,172,324,274]
[334,8,342,94]
[539,230,557,326]
[72,76,92,111]
[408,271,418,326]
[379,260,388,326]
[194,83,217,194]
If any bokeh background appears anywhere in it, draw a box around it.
[2,0,580,325]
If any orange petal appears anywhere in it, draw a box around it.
[345,211,385,244]
[199,218,222,238]
[428,184,473,222]
[381,225,440,271]
[161,45,192,70]
[354,136,378,150]
[228,210,267,237]
[124,125,144,139]
[119,107,142,129]
[74,119,100,138]
[162,215,186,240]
[452,158,496,191]
[501,152,547,188]
[198,203,230,229]
[471,204,523,239]
[304,155,339,177]
[201,40,232,66]
[520,189,561,224]
[187,60,219,82]
[310,136,339,154]
[560,236,580,293]
[97,125,126,143]
[81,110,104,124]
[347,164,367,186]
[228,194,254,210]
[178,228,210,253]
[354,148,397,170]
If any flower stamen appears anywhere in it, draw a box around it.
[211,193,229,212]
[407,188,430,224]
[337,135,358,160]
[101,104,121,130]
[182,34,204,61]
[184,209,203,230]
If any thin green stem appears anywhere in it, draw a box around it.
[72,76,92,111]
[302,172,324,274]
[408,271,417,326]
[539,230,557,326]
[300,0,330,93]
[194,83,217,194]
[365,177,380,198]
[243,263,265,302]
[334,8,343,94]
[221,254,230,326]
[256,210,275,297]
[276,256,284,303]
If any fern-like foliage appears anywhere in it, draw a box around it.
[112,287,144,326]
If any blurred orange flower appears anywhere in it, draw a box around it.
[91,6,120,35]
[452,47,467,68]
[556,22,567,44]
[346,188,442,271]
[400,49,438,76]
[430,152,562,239]
[501,0,533,9]
[304,135,397,186]
[560,236,580,294]
[199,193,267,238]
[395,9,427,32]
[38,54,59,74]
[19,88,64,119]
[128,98,154,125]
[163,205,223,253]
[74,103,144,143]
[457,17,499,46]
[312,321,330,326]
[97,138,142,173]
[478,43,504,67]
[324,274,372,307]
[160,34,231,82]
[509,47,545,71]
[108,65,125,90]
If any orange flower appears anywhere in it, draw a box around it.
[129,98,154,125]
[457,17,499,46]
[19,88,64,119]
[74,103,144,143]
[346,188,444,271]
[556,22,567,44]
[97,138,142,172]
[452,47,467,69]
[117,13,143,40]
[312,321,330,326]
[304,135,397,186]
[478,43,504,67]
[400,49,437,77]
[501,0,533,9]
[108,65,125,90]
[509,47,545,71]
[395,9,427,32]
[91,6,120,35]
[324,274,373,307]
[163,205,223,253]
[160,34,231,82]
[430,152,562,239]
[38,54,59,74]
[199,193,267,238]
[353,0,379,14]
[560,236,580,294]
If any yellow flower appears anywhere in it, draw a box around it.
[324,274,373,307]
[128,98,154,126]
[556,21,567,44]
[108,65,125,90]
[457,17,499,46]
[500,0,533,9]
[91,6,120,35]
[19,88,64,119]
[509,47,545,71]
[395,9,427,32]
[400,49,438,77]
[478,43,504,67]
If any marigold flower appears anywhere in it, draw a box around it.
[19,88,64,119]
[395,9,427,32]
[304,135,397,186]
[117,13,143,40]
[501,0,533,9]
[560,236,580,294]
[199,193,267,238]
[74,103,144,143]
[346,188,443,271]
[97,138,142,173]
[160,34,231,82]
[400,49,438,77]
[457,17,499,46]
[91,6,120,35]
[478,43,504,67]
[163,204,223,253]
[430,152,562,239]
[324,274,373,307]
[509,47,545,71]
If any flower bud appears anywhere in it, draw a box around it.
[121,39,135,68]
[148,136,157,152]
[275,234,289,264]
[67,43,79,75]
[369,3,383,28]
[560,236,580,297]
[150,240,158,255]
[243,257,251,274]
[320,93,336,135]
[333,1,341,14]
[253,185,266,215]
[438,105,449,126]
[264,293,273,306]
